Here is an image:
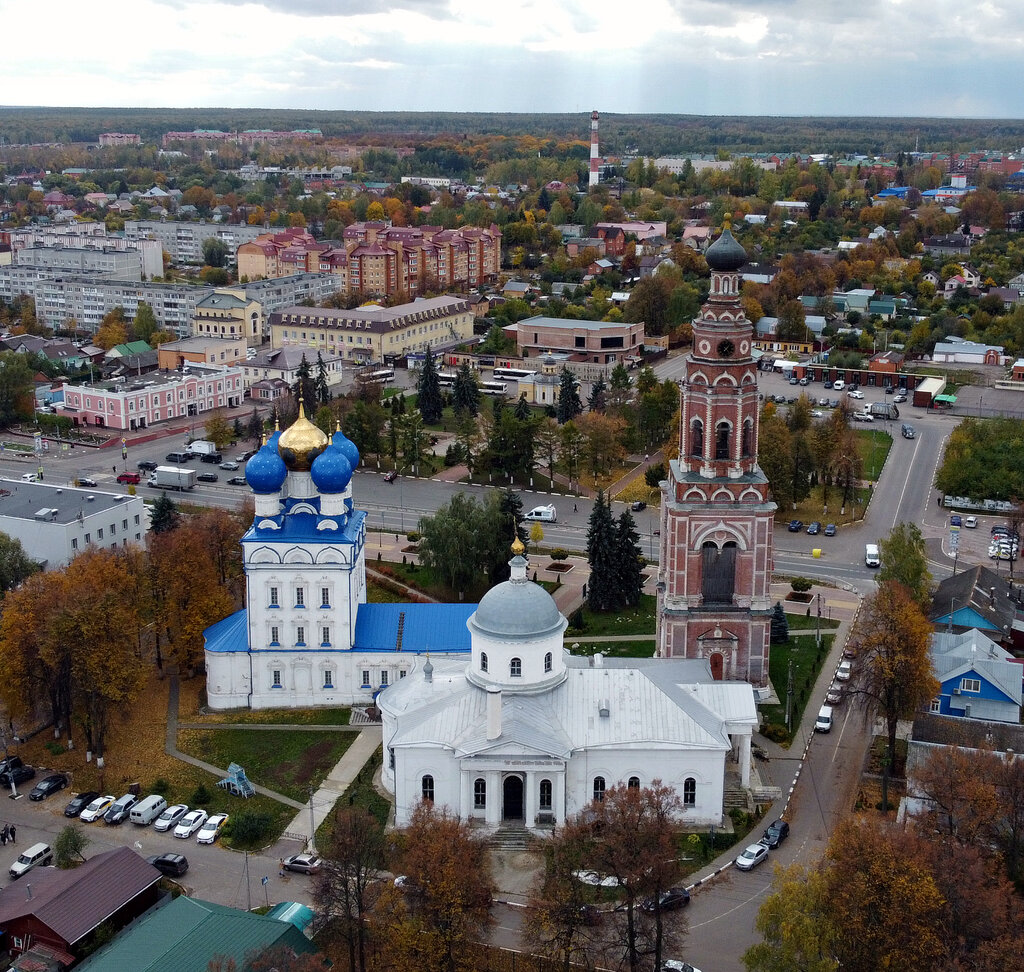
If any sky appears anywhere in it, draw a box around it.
[3,0,1024,118]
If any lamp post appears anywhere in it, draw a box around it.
[816,592,822,649]
[0,724,20,799]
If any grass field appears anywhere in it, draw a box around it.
[566,594,657,636]
[760,632,836,744]
[567,638,656,658]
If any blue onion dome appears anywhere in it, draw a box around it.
[705,214,748,272]
[245,438,288,494]
[332,422,360,471]
[310,442,353,494]
[278,397,328,472]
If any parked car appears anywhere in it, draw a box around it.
[237,450,257,462]
[824,523,837,537]
[9,842,53,879]
[826,684,845,705]
[219,461,239,471]
[950,514,962,527]
[0,765,35,787]
[823,381,833,390]
[29,774,68,801]
[787,520,804,532]
[196,813,228,844]
[894,393,907,403]
[282,853,323,875]
[641,887,691,912]
[104,793,139,825]
[661,961,703,972]
[761,819,790,848]
[964,516,978,529]
[848,390,864,399]
[734,842,769,871]
[116,472,141,484]
[383,470,398,483]
[174,809,209,839]
[147,852,189,877]
[65,790,100,817]
[196,472,219,483]
[818,397,830,406]
[137,459,158,471]
[828,398,840,409]
[153,803,190,833]
[836,660,853,681]
[0,756,24,776]
[806,521,821,535]
[200,452,223,464]
[630,501,647,511]
[227,476,248,486]
[79,794,116,822]
[885,385,895,394]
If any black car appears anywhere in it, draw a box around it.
[762,819,790,848]
[641,887,691,913]
[29,773,68,801]
[137,459,158,471]
[0,765,35,787]
[77,477,97,488]
[0,755,24,776]
[196,472,219,483]
[806,521,821,535]
[787,520,803,532]
[227,476,248,486]
[630,501,647,512]
[65,790,101,817]
[147,852,189,877]
[200,452,223,464]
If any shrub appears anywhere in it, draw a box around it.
[151,778,170,795]
[45,741,66,756]
[791,576,813,593]
[190,784,212,806]
[406,531,421,542]
[762,723,789,743]
[231,810,274,845]
[549,548,569,561]
[644,463,666,488]
[568,607,586,631]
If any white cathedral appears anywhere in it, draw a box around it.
[205,403,759,829]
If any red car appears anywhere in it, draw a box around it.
[116,472,141,485]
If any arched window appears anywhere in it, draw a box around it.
[474,778,486,809]
[544,652,552,673]
[702,540,737,604]
[593,776,606,802]
[691,419,704,457]
[510,657,522,678]
[716,421,731,460]
[480,652,488,673]
[422,775,435,803]
[628,776,640,789]
[683,777,696,807]
[539,778,552,810]
[742,418,753,458]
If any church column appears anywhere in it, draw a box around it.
[486,771,502,826]
[460,771,473,822]
[739,733,751,788]
[554,769,566,825]
[524,771,536,827]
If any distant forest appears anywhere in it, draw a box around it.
[3,107,1024,157]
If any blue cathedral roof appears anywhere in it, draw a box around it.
[205,608,248,653]
[332,427,360,471]
[242,508,366,544]
[245,435,288,493]
[354,603,475,654]
[310,442,353,494]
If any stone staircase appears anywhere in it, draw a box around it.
[723,778,752,813]
[489,824,532,851]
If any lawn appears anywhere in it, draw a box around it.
[760,632,835,744]
[786,612,841,632]
[566,594,657,636]
[314,745,391,850]
[567,638,656,658]
[855,427,893,482]
[177,728,355,805]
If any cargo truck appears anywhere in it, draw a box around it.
[148,466,197,490]
[869,401,900,420]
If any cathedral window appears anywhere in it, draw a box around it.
[510,657,522,678]
[270,626,279,646]
[474,778,486,809]
[361,669,370,687]
[296,626,305,646]
[715,421,731,460]
[422,775,435,803]
[272,669,282,688]
[691,419,703,457]
[544,652,552,673]
[593,776,606,802]
[323,669,333,688]
[742,419,753,458]
[320,587,330,608]
[269,587,279,607]
[628,776,640,789]
[539,779,552,810]
[295,587,305,608]
[683,777,696,807]
[322,626,330,646]
[481,652,488,673]
[702,541,737,604]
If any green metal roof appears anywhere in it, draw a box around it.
[934,394,958,403]
[76,896,316,972]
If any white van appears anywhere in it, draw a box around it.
[865,543,880,568]
[832,379,845,391]
[130,794,168,826]
[10,842,52,879]
[814,706,834,733]
[524,505,557,523]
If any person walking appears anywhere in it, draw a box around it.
[9,824,15,843]
[1,824,8,846]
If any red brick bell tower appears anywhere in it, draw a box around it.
[656,216,775,686]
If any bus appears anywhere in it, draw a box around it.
[437,372,457,387]
[358,368,395,385]
[492,367,535,381]
[480,380,508,396]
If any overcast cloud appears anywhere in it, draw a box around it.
[2,0,1023,117]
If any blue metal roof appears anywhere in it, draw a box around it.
[353,603,475,654]
[242,508,365,545]
[204,609,248,653]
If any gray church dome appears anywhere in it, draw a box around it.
[470,552,563,641]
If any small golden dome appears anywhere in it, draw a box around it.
[278,397,328,471]
[511,536,525,556]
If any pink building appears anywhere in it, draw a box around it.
[61,364,244,431]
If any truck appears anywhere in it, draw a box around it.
[148,466,197,491]
[869,401,900,420]
[186,439,218,457]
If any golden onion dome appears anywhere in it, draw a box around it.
[511,535,525,556]
[277,397,328,471]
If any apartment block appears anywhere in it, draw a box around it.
[123,219,270,265]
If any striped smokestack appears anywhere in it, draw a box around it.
[589,109,600,187]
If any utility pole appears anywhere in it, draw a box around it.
[308,784,317,855]
[816,592,822,649]
[785,658,794,732]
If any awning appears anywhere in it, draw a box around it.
[934,394,957,404]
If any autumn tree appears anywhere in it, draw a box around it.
[878,521,932,607]
[132,301,158,343]
[854,580,938,810]
[314,807,385,972]
[93,307,128,350]
[0,350,35,427]
[203,415,234,449]
[377,802,494,972]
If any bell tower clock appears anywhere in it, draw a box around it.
[656,216,776,686]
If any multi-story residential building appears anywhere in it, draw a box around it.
[5,227,164,278]
[237,229,321,280]
[98,132,141,146]
[0,479,147,567]
[62,363,244,430]
[123,219,270,265]
[268,296,473,364]
[157,337,246,371]
[192,288,264,346]
[13,245,144,280]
